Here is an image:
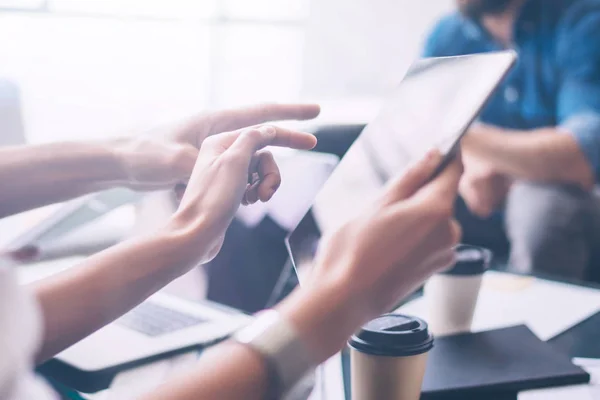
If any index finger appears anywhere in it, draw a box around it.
[209,103,321,134]
[227,126,317,157]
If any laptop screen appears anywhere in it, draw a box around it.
[286,52,515,284]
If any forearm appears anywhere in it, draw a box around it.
[465,125,594,189]
[141,342,269,400]
[0,140,127,218]
[32,226,202,363]
[140,284,358,400]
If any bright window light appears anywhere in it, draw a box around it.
[51,0,217,19]
[0,0,310,143]
[223,0,309,20]
[0,0,45,9]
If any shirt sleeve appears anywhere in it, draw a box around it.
[422,22,443,57]
[556,2,600,178]
[0,266,58,400]
[422,14,461,58]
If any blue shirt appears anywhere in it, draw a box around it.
[424,0,600,178]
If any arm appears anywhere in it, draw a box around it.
[32,125,319,364]
[463,124,595,190]
[465,5,600,191]
[141,151,463,400]
[139,287,353,400]
[0,104,322,219]
[0,141,127,218]
[32,226,205,363]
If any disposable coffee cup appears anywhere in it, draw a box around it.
[424,244,491,336]
[349,314,434,400]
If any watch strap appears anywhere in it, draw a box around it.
[232,309,315,398]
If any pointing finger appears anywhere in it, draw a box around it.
[227,126,317,161]
[209,103,321,134]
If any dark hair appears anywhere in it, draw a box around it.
[458,0,516,20]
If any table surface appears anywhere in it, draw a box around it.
[338,271,600,399]
[50,270,600,399]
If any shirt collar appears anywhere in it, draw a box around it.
[459,0,539,44]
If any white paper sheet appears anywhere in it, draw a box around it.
[308,353,346,400]
[397,271,600,341]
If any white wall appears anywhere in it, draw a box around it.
[302,0,454,99]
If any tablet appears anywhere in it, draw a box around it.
[286,51,516,283]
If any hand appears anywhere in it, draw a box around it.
[168,125,317,264]
[114,104,320,191]
[279,151,463,362]
[460,154,511,218]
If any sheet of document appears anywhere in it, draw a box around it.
[308,353,346,400]
[397,271,600,341]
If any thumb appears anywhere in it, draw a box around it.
[412,152,463,205]
[382,150,444,203]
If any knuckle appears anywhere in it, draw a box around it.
[241,128,263,141]
[201,135,220,149]
[271,172,282,186]
[168,146,192,167]
[262,152,276,164]
[430,201,454,220]
[258,103,276,116]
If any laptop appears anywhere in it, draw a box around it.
[54,292,251,375]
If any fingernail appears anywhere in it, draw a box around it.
[260,126,276,139]
[425,149,441,162]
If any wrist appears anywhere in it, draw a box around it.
[276,279,365,364]
[162,207,218,266]
[68,139,131,190]
[106,137,142,186]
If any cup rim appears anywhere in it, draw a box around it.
[348,314,434,357]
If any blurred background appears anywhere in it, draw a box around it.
[0,0,456,312]
[0,0,453,145]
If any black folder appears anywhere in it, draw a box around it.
[421,325,590,399]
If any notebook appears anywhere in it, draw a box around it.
[421,325,590,398]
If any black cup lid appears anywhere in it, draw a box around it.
[441,244,492,276]
[348,314,434,357]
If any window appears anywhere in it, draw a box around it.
[0,0,45,10]
[0,1,310,143]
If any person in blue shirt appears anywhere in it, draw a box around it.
[423,0,600,279]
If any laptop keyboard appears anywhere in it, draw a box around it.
[116,301,207,337]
